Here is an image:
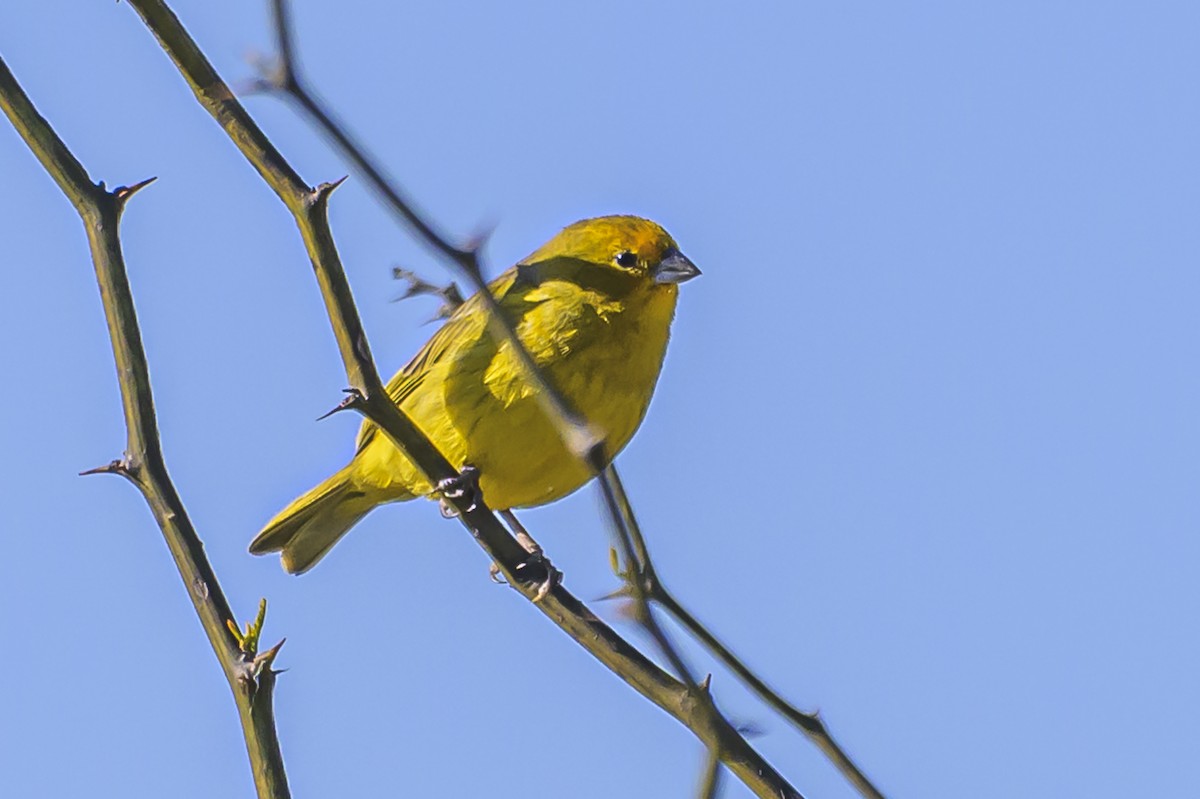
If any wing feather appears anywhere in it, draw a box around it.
[354,268,520,452]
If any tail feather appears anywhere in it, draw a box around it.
[250,465,378,574]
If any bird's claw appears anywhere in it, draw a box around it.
[437,465,481,516]
[514,551,561,603]
[489,551,560,602]
[532,565,560,603]
[492,508,557,600]
[488,562,507,584]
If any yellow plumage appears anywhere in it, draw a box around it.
[250,215,699,573]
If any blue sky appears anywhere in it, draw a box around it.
[2,2,1198,797]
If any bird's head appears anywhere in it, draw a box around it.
[522,216,701,288]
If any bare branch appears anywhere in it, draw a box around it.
[120,1,802,796]
[0,54,290,799]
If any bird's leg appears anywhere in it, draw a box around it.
[500,509,542,556]
[499,509,560,603]
[437,469,559,601]
[437,464,482,517]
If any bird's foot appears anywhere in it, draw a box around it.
[518,555,561,603]
[437,464,481,517]
[488,550,559,602]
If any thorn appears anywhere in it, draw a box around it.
[392,268,458,301]
[593,584,633,603]
[309,176,349,208]
[255,637,286,672]
[699,673,713,693]
[390,268,464,320]
[316,388,364,420]
[79,459,124,476]
[320,175,349,195]
[113,176,158,204]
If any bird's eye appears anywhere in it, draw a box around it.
[614,250,638,268]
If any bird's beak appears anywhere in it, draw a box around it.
[652,249,701,284]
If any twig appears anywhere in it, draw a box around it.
[390,266,462,320]
[697,744,725,799]
[120,2,801,796]
[0,54,289,799]
[606,467,886,799]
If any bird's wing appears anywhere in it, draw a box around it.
[353,267,521,453]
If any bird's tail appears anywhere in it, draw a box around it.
[249,464,379,574]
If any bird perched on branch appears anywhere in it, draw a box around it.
[250,215,700,573]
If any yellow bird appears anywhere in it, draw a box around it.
[250,215,700,573]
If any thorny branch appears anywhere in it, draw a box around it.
[0,54,290,799]
[250,0,731,785]
[121,1,802,796]
[250,3,885,798]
